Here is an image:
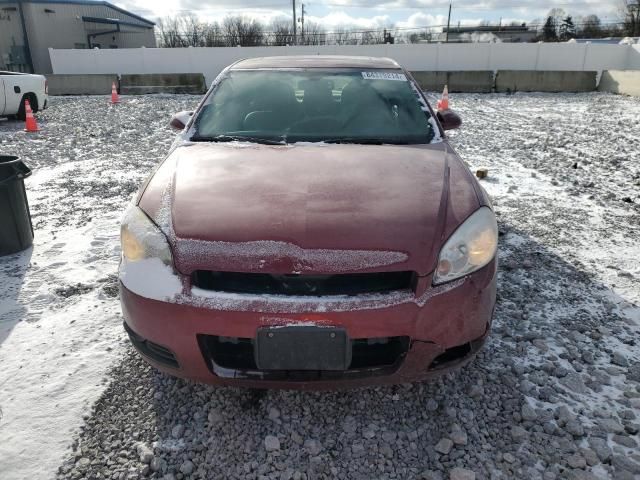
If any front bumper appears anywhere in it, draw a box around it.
[120,261,497,390]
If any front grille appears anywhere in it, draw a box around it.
[198,335,410,380]
[191,271,415,296]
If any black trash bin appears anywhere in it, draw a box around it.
[0,155,34,256]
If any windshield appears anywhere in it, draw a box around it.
[190,69,439,145]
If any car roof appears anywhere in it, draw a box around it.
[230,55,402,70]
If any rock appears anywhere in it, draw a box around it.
[135,443,154,464]
[555,406,575,423]
[468,384,484,398]
[612,455,640,474]
[380,444,394,458]
[420,470,443,480]
[588,437,611,462]
[352,443,365,456]
[566,453,586,469]
[207,409,223,424]
[303,439,322,456]
[598,418,624,434]
[362,428,375,439]
[629,398,640,409]
[511,426,528,441]
[560,374,588,394]
[179,460,194,475]
[612,434,637,448]
[450,429,468,446]
[264,435,280,452]
[476,168,488,179]
[568,472,599,480]
[580,448,599,467]
[565,420,585,437]
[503,453,516,463]
[435,438,454,455]
[521,404,537,422]
[290,431,303,445]
[268,407,280,421]
[612,352,629,367]
[381,431,397,443]
[150,457,163,473]
[171,424,184,439]
[450,467,476,480]
[625,423,640,435]
[426,399,439,411]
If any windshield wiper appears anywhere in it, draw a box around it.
[190,134,286,145]
[323,137,411,145]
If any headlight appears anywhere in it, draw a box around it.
[120,205,182,301]
[433,207,498,285]
[121,205,172,264]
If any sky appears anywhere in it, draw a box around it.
[117,0,626,30]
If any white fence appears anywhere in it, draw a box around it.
[50,43,640,87]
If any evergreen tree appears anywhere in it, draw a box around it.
[543,16,558,41]
[560,16,576,40]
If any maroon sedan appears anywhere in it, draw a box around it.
[119,56,497,389]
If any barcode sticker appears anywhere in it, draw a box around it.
[361,71,408,81]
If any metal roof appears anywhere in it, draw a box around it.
[0,0,155,26]
[231,56,402,70]
[82,15,153,29]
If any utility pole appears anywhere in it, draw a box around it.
[301,3,306,44]
[292,0,297,45]
[445,2,452,43]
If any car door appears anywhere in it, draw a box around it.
[0,77,6,115]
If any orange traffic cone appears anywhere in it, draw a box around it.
[24,99,39,132]
[437,85,449,111]
[111,81,120,104]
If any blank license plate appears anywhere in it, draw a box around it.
[255,326,351,371]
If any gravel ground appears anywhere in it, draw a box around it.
[1,93,639,480]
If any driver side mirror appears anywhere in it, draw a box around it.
[169,111,194,131]
[437,109,462,131]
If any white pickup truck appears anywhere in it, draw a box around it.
[0,71,48,120]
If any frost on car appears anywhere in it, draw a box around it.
[119,56,498,389]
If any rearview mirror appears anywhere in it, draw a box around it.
[437,109,462,131]
[170,111,194,131]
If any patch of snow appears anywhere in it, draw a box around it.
[119,257,183,302]
[176,239,408,274]
[186,277,463,313]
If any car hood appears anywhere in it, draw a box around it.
[138,142,481,276]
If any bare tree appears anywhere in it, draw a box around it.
[157,17,186,48]
[270,17,295,46]
[181,14,206,47]
[581,14,603,37]
[331,27,354,45]
[222,16,264,46]
[301,21,326,45]
[203,22,225,47]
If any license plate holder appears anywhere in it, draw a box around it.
[255,326,351,371]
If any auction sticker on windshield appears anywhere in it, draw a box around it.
[362,71,408,81]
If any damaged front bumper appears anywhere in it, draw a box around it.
[119,260,496,390]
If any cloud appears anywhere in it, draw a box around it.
[118,0,623,26]
[307,12,394,29]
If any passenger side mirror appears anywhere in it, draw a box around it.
[170,111,194,131]
[437,109,462,131]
